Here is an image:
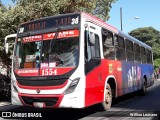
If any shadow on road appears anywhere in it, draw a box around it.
[8,92,146,120]
[10,105,99,120]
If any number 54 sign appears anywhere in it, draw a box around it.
[40,68,57,76]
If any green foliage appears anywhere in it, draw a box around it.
[154,58,160,70]
[129,27,160,69]
[0,0,117,68]
[12,0,117,21]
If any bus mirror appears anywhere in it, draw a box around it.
[5,43,9,54]
[89,32,95,46]
[4,33,17,54]
[10,55,13,59]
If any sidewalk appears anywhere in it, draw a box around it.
[0,101,11,107]
[156,79,160,81]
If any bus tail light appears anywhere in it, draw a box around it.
[63,78,80,95]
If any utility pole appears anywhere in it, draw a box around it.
[120,7,123,31]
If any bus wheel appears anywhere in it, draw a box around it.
[139,81,147,96]
[99,84,112,111]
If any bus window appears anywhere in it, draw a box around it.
[102,29,115,60]
[84,30,101,74]
[141,46,146,63]
[14,37,42,69]
[114,35,126,60]
[85,31,100,61]
[126,39,134,61]
[134,43,141,62]
[90,33,100,58]
[149,51,153,64]
[146,49,152,63]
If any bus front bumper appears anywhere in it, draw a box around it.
[12,89,85,108]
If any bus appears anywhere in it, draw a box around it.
[7,12,155,110]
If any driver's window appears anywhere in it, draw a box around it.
[84,30,100,62]
[93,34,100,58]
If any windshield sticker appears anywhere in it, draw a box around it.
[43,29,79,40]
[40,68,74,76]
[43,33,56,40]
[24,62,34,68]
[40,68,57,76]
[26,55,36,62]
[23,35,42,43]
[17,38,21,41]
[41,63,49,68]
[15,69,39,76]
[49,62,56,67]
[58,29,79,38]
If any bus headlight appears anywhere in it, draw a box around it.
[12,79,18,93]
[63,78,80,95]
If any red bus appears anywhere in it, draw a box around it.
[9,12,154,110]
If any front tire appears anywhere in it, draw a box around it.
[99,84,112,111]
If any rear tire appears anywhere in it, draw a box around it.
[139,80,147,96]
[99,84,112,111]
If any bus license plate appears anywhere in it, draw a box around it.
[33,102,45,108]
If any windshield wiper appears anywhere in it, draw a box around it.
[49,28,61,53]
[49,53,63,65]
[48,28,64,65]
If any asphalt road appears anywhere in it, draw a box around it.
[1,80,160,120]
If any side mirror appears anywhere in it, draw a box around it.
[10,55,13,59]
[89,32,95,46]
[5,43,9,54]
[4,34,17,54]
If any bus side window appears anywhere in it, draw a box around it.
[134,43,141,62]
[114,35,126,60]
[90,32,100,58]
[149,50,153,64]
[84,30,100,61]
[84,30,101,74]
[84,31,88,61]
[141,46,146,63]
[102,29,115,60]
[146,49,152,64]
[126,39,134,61]
[94,34,100,58]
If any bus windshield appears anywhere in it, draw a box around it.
[14,30,79,69]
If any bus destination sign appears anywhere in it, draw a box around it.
[18,14,80,34]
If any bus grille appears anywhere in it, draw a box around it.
[21,96,59,107]
[17,79,67,86]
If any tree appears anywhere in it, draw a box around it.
[0,0,118,69]
[129,27,160,70]
[12,0,117,21]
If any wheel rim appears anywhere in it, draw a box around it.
[105,88,112,105]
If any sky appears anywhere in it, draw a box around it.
[107,0,160,33]
[1,0,160,33]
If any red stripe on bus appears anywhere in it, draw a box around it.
[82,12,118,33]
[43,29,79,40]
